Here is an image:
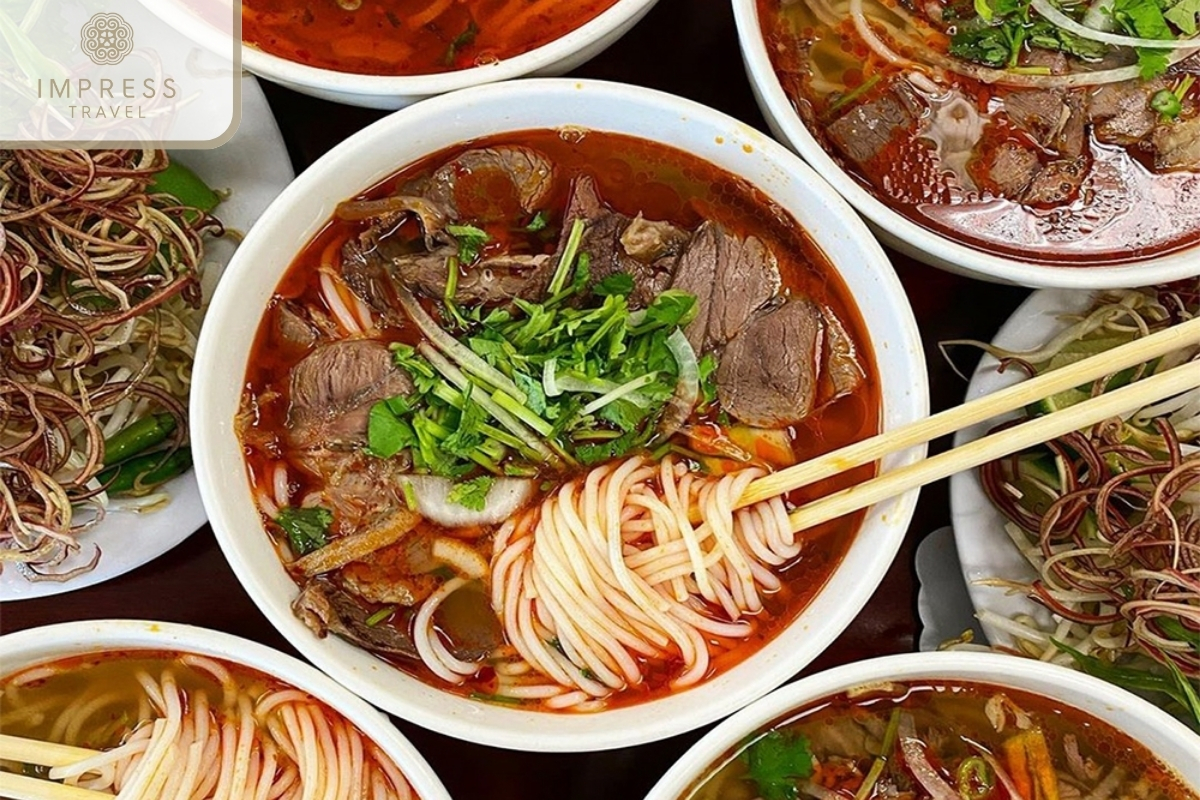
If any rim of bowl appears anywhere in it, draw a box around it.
[730,0,1200,290]
[192,77,930,752]
[0,619,453,800]
[241,0,659,97]
[645,650,1200,800]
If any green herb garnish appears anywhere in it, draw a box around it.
[447,224,490,264]
[275,506,332,557]
[448,475,496,510]
[741,730,814,800]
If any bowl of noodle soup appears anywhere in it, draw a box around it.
[733,0,1200,289]
[0,619,452,800]
[239,0,661,109]
[191,78,928,751]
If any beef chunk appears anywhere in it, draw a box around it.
[826,83,923,166]
[287,339,413,450]
[1153,115,1200,171]
[670,222,779,354]
[985,141,1041,198]
[557,176,679,308]
[1003,89,1086,157]
[273,301,319,349]
[293,578,420,660]
[716,298,823,428]
[1023,157,1088,206]
[426,146,555,217]
[621,214,689,261]
[1090,79,1168,145]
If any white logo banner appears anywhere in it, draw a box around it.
[0,0,239,148]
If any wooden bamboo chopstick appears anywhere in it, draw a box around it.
[0,735,109,800]
[783,360,1199,534]
[0,734,101,768]
[739,313,1200,510]
[0,771,112,800]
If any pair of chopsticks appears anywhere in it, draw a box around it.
[0,734,110,800]
[740,314,1200,534]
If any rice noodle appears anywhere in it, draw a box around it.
[409,455,802,710]
[12,658,416,799]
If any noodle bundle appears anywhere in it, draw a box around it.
[1,653,414,800]
[410,456,799,709]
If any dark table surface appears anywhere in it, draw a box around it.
[1,1,1037,797]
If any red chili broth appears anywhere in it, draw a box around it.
[242,0,623,76]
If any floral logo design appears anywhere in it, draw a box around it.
[80,13,134,66]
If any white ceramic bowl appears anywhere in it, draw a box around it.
[191,77,930,752]
[732,0,1200,290]
[0,619,452,800]
[646,651,1200,800]
[240,0,660,109]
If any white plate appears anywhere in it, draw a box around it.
[0,75,294,602]
[949,288,1097,646]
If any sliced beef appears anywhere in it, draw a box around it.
[716,298,822,428]
[821,307,865,401]
[344,231,553,310]
[273,300,319,349]
[558,176,679,308]
[293,578,420,660]
[342,222,416,319]
[1003,89,1086,158]
[390,248,553,305]
[707,232,780,348]
[668,223,719,352]
[826,82,923,167]
[1153,115,1200,171]
[1023,157,1089,206]
[1021,48,1069,74]
[1090,79,1168,146]
[426,146,555,217]
[985,141,1041,198]
[287,339,413,451]
[671,221,780,354]
[335,194,452,249]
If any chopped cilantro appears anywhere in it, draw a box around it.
[525,210,550,232]
[741,730,815,800]
[367,400,417,458]
[441,386,487,458]
[641,289,699,330]
[594,272,635,297]
[447,224,490,264]
[275,506,332,557]
[698,352,719,409]
[1166,0,1200,34]
[447,475,495,510]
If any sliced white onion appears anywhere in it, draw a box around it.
[403,475,535,527]
[432,537,489,579]
[1030,0,1199,49]
[898,714,962,800]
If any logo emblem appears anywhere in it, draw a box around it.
[80,13,134,65]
